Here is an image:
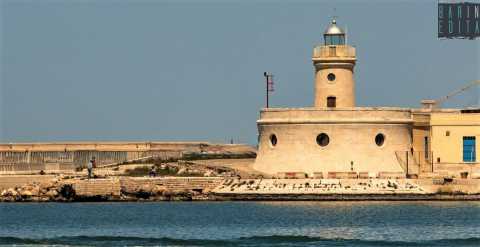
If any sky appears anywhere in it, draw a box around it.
[1,0,479,145]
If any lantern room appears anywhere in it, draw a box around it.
[324,19,345,45]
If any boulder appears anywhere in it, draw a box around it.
[152,185,166,195]
[203,170,215,177]
[59,184,76,199]
[177,168,188,175]
[139,184,153,193]
[45,189,58,198]
[20,190,33,197]
[7,188,18,197]
[21,185,34,192]
[162,189,174,197]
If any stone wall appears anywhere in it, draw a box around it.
[73,178,122,197]
[254,108,412,176]
[66,177,225,198]
[0,142,254,153]
[0,175,57,190]
[120,177,224,192]
[0,142,255,175]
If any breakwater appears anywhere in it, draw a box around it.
[0,176,224,202]
[1,176,480,202]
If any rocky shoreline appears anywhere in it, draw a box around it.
[2,182,480,202]
[2,176,480,202]
[0,178,216,202]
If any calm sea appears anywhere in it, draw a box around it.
[0,201,479,246]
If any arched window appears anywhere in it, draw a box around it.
[375,133,385,147]
[269,134,277,147]
[327,96,336,108]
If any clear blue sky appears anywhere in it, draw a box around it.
[1,0,479,144]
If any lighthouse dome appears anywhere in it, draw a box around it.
[324,19,345,35]
[324,19,345,45]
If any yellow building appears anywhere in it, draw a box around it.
[411,110,480,176]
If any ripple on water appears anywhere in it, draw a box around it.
[0,201,479,246]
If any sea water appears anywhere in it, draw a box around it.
[0,201,479,246]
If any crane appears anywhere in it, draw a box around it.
[421,80,480,109]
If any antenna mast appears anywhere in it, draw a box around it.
[263,72,274,108]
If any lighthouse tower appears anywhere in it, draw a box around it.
[313,18,356,108]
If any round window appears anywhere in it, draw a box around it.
[316,133,330,147]
[327,73,336,81]
[375,133,385,147]
[269,134,277,147]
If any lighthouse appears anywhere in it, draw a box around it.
[253,18,411,177]
[313,18,357,108]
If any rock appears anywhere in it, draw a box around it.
[41,182,56,190]
[7,188,18,197]
[31,187,41,196]
[140,184,153,193]
[59,184,76,200]
[20,190,33,197]
[173,189,191,196]
[45,189,58,198]
[177,168,188,175]
[203,170,214,177]
[162,189,174,197]
[152,185,166,195]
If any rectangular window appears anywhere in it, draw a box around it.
[424,136,429,159]
[463,136,476,162]
[327,96,336,108]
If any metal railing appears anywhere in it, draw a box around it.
[312,45,356,58]
[395,151,434,176]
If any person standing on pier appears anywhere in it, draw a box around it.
[87,157,95,179]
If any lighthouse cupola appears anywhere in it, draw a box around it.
[323,19,345,45]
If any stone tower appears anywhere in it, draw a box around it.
[313,18,356,108]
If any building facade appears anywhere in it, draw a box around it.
[253,19,480,178]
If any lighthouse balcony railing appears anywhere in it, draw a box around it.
[313,45,356,58]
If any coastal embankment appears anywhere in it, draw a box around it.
[1,176,480,202]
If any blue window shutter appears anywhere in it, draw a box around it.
[463,137,476,162]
